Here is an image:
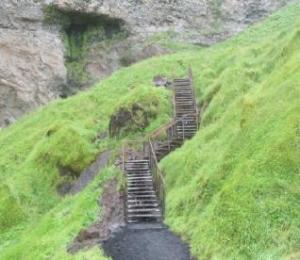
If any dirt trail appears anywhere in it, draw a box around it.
[102,224,191,260]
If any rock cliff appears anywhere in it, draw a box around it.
[0,0,291,126]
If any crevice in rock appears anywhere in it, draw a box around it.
[43,6,129,97]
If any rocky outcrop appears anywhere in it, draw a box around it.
[0,0,66,126]
[50,0,290,44]
[0,0,291,127]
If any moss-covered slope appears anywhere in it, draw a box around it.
[161,2,300,259]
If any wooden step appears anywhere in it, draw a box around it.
[127,215,162,223]
[174,84,191,87]
[127,203,159,208]
[128,191,156,196]
[127,172,151,176]
[127,200,158,205]
[175,89,193,92]
[127,186,154,191]
[127,180,153,184]
[176,104,195,107]
[125,160,149,162]
[127,208,161,213]
[127,177,152,181]
[125,165,149,169]
[127,184,154,189]
[175,101,195,104]
[126,171,150,174]
[174,80,191,83]
[127,174,151,178]
[127,213,162,218]
[177,125,197,129]
[175,90,193,93]
[127,194,157,198]
[128,187,155,191]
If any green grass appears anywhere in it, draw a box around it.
[160,2,300,259]
[0,1,300,259]
[1,168,114,259]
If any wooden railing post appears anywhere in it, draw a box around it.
[182,120,185,140]
[148,139,165,219]
[122,144,125,171]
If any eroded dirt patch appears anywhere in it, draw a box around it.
[68,178,125,253]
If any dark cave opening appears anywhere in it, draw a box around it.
[44,6,128,97]
[62,11,126,62]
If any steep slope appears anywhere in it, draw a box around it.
[160,2,300,259]
[0,1,299,259]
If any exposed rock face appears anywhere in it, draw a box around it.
[0,0,291,127]
[50,0,290,44]
[0,0,66,126]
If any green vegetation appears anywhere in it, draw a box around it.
[1,1,300,259]
[208,0,223,33]
[161,2,300,259]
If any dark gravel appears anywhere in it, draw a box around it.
[102,224,191,260]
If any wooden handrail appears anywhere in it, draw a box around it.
[149,139,163,184]
[149,138,165,216]
[150,113,198,139]
[189,67,200,130]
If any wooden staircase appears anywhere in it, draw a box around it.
[154,78,199,161]
[123,75,199,225]
[174,78,198,137]
[125,160,162,224]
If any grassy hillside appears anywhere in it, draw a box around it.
[161,2,300,259]
[0,1,299,259]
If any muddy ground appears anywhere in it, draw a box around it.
[102,224,191,260]
[68,178,125,253]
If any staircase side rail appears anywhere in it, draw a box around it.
[188,68,200,130]
[149,138,166,217]
[151,113,198,140]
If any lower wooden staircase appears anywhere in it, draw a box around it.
[125,160,162,224]
[123,75,199,225]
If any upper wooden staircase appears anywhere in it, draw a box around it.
[123,73,199,225]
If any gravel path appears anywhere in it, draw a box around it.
[102,224,191,260]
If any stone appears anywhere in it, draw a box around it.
[77,228,100,242]
[0,0,66,127]
[153,75,170,87]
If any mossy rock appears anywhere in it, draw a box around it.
[109,103,157,137]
